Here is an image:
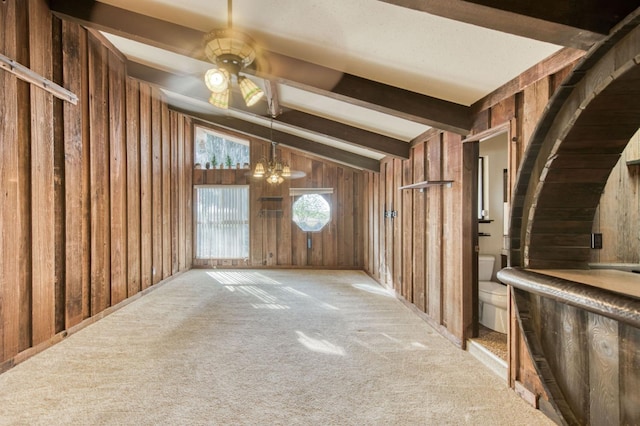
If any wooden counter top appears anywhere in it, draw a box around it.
[529,268,640,300]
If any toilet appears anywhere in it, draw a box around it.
[478,254,508,334]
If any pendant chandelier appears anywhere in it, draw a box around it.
[252,116,305,185]
[253,140,292,185]
[203,0,264,109]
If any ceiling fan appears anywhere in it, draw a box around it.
[202,0,265,109]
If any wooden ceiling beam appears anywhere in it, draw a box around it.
[171,108,381,172]
[127,61,410,160]
[275,110,410,159]
[377,0,637,50]
[50,0,471,134]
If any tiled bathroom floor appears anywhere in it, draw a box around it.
[475,325,508,360]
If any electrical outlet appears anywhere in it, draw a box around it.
[591,233,603,249]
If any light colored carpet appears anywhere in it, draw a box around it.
[0,269,552,425]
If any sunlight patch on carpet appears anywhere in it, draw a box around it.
[296,331,345,356]
[352,283,394,297]
[207,271,282,286]
[281,286,340,310]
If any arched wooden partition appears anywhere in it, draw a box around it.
[510,11,640,269]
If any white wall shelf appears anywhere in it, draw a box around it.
[398,180,453,191]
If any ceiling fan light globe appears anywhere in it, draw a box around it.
[239,76,265,106]
[208,89,230,109]
[204,68,230,93]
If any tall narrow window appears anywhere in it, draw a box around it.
[195,186,249,259]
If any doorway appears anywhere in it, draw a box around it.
[475,132,509,363]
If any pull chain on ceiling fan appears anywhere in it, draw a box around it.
[203,0,265,109]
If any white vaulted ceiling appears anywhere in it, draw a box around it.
[50,0,631,170]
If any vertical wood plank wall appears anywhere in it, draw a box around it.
[362,61,580,349]
[529,293,640,424]
[193,133,364,269]
[592,129,640,263]
[0,1,193,370]
[363,132,467,345]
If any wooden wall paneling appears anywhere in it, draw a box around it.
[514,293,551,404]
[384,159,394,284]
[587,313,619,426]
[250,141,266,266]
[336,166,346,266]
[161,102,171,278]
[353,171,363,267]
[596,135,640,263]
[442,132,463,336]
[170,111,179,273]
[291,154,311,266]
[183,117,193,269]
[276,149,292,265]
[62,20,89,328]
[522,77,551,150]
[362,173,370,271]
[151,90,162,283]
[15,3,32,353]
[340,168,356,267]
[539,297,562,395]
[559,304,589,423]
[508,118,519,206]
[176,115,186,269]
[372,172,380,280]
[392,158,403,292]
[426,135,443,320]
[322,162,337,267]
[0,0,23,361]
[412,143,426,311]
[378,163,387,282]
[52,16,65,334]
[472,108,490,134]
[462,140,479,337]
[88,34,111,315]
[620,323,640,424]
[264,203,278,267]
[507,289,519,387]
[490,97,516,128]
[29,0,56,345]
[309,160,324,266]
[366,173,373,273]
[139,82,153,288]
[125,78,141,296]
[277,148,292,266]
[367,172,377,276]
[108,50,127,306]
[401,158,413,301]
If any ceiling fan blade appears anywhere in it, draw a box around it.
[287,170,307,179]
